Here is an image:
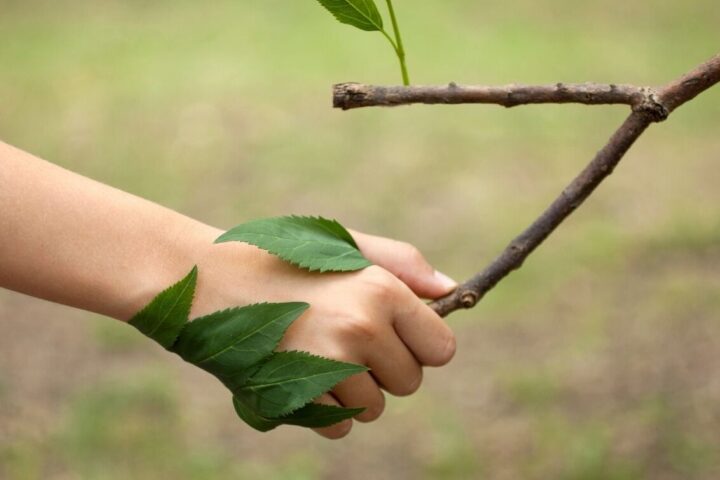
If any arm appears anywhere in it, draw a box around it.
[0,140,458,438]
[0,140,216,319]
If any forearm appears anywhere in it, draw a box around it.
[0,139,458,438]
[0,140,219,321]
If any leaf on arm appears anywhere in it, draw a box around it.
[236,351,368,418]
[172,302,309,379]
[215,216,372,272]
[315,0,384,32]
[129,266,197,349]
[128,221,374,432]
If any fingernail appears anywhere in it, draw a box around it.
[434,270,458,290]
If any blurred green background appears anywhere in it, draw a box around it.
[1,0,719,478]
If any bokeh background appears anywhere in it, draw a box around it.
[1,0,719,478]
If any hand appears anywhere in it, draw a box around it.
[0,141,457,439]
[189,227,458,439]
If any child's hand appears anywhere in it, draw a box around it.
[1,142,456,439]
[189,227,458,439]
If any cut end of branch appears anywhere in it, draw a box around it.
[333,83,368,110]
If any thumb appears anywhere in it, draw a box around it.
[349,230,458,299]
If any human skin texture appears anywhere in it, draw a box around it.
[0,140,458,439]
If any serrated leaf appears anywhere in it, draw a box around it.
[232,397,364,433]
[236,351,367,418]
[316,0,384,32]
[129,267,197,349]
[232,396,282,432]
[215,216,372,273]
[172,302,309,381]
[280,403,365,429]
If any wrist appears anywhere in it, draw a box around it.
[188,233,275,318]
[117,214,221,321]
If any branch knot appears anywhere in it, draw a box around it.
[633,88,669,122]
[459,291,479,309]
[334,83,368,110]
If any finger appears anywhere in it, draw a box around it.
[365,324,424,397]
[391,284,457,367]
[312,393,354,439]
[332,372,386,423]
[349,230,458,299]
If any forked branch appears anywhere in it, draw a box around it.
[333,53,720,317]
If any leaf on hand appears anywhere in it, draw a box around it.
[280,403,365,429]
[172,302,309,379]
[232,396,364,432]
[232,396,283,432]
[236,351,367,418]
[215,216,372,273]
[129,267,197,349]
[315,0,384,32]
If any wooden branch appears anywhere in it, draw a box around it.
[333,82,654,111]
[429,53,720,317]
[430,111,653,316]
[332,53,720,317]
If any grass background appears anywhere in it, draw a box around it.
[1,0,719,478]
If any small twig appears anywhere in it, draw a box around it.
[332,53,720,317]
[333,82,655,111]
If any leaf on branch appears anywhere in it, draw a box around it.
[215,216,372,272]
[129,267,197,349]
[236,351,368,417]
[172,302,310,379]
[315,0,384,32]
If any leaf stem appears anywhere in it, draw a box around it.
[384,0,410,85]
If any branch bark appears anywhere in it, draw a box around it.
[334,82,654,111]
[333,53,720,317]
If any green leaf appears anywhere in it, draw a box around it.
[236,351,367,417]
[233,397,365,432]
[232,396,282,432]
[215,216,372,273]
[172,302,309,380]
[232,398,364,433]
[129,267,197,349]
[280,403,365,429]
[315,0,384,32]
[129,267,372,432]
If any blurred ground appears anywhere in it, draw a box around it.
[1,0,719,478]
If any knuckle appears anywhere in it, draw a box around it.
[320,346,353,365]
[362,266,400,302]
[402,243,425,266]
[337,315,381,343]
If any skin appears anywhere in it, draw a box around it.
[0,140,458,439]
